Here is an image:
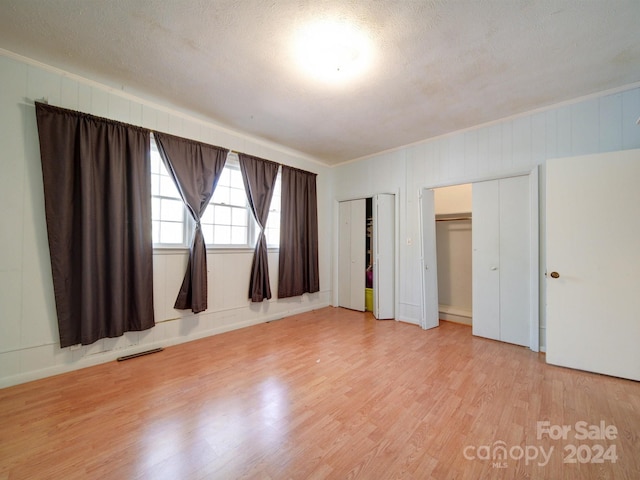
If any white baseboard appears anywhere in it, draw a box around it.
[439,304,472,326]
[0,300,331,389]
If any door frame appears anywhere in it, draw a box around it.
[419,168,539,352]
[332,190,400,320]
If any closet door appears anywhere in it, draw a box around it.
[472,182,500,340]
[472,175,531,347]
[498,176,531,346]
[372,194,395,319]
[338,199,366,311]
[420,188,439,329]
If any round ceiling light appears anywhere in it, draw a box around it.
[294,20,372,84]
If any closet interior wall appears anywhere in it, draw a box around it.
[434,184,473,326]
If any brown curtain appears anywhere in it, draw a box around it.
[154,132,228,313]
[238,154,280,302]
[278,166,320,298]
[34,102,155,348]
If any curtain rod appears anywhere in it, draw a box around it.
[36,100,315,174]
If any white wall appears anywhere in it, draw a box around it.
[0,52,333,387]
[333,84,640,349]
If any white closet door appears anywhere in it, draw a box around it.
[498,176,530,346]
[472,181,501,340]
[472,176,531,347]
[338,199,366,311]
[420,189,439,329]
[546,150,640,381]
[373,194,395,319]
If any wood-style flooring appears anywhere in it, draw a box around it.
[1,307,639,479]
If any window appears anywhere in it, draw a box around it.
[151,140,281,249]
[201,156,253,246]
[150,139,188,246]
[264,171,281,247]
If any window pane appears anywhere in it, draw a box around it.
[231,226,247,244]
[229,168,243,187]
[266,216,279,231]
[266,229,279,247]
[270,194,281,212]
[150,138,188,248]
[160,176,180,199]
[161,198,184,222]
[202,224,214,245]
[151,174,160,196]
[214,205,231,225]
[232,207,248,226]
[152,220,160,244]
[201,204,214,224]
[217,168,230,187]
[160,221,183,244]
[150,152,161,174]
[229,187,246,207]
[212,186,230,205]
[152,197,160,220]
[214,225,231,244]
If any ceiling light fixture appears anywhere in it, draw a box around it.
[294,20,372,84]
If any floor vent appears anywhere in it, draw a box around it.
[117,347,164,362]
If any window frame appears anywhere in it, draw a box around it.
[201,155,258,249]
[150,137,191,249]
[150,138,280,251]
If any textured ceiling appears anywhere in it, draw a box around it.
[1,0,640,165]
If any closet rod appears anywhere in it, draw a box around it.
[435,216,472,222]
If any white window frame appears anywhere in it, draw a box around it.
[151,138,280,251]
[201,154,257,249]
[150,137,191,248]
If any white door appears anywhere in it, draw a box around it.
[472,181,500,340]
[546,149,640,381]
[420,188,439,329]
[473,175,532,347]
[338,199,366,311]
[373,194,395,319]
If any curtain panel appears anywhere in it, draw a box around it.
[278,166,320,298]
[238,154,280,302]
[34,102,155,348]
[154,132,228,313]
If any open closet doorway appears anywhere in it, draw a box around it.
[434,185,473,326]
[419,184,473,330]
[338,194,395,319]
[421,171,539,351]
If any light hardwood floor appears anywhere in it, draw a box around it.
[1,307,639,479]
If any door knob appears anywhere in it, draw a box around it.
[550,271,560,278]
[490,266,498,271]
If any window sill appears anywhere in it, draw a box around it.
[153,246,279,255]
